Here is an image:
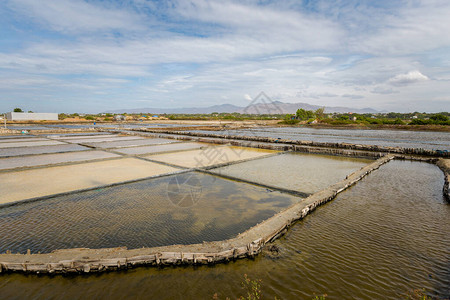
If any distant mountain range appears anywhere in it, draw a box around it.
[105,101,379,114]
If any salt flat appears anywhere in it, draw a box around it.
[0,158,180,204]
[0,151,120,170]
[147,146,277,168]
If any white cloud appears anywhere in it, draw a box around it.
[244,94,252,101]
[6,0,145,33]
[172,0,344,51]
[1,0,450,112]
[388,70,429,86]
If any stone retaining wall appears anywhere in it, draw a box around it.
[437,159,450,202]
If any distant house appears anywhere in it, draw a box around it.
[152,115,159,118]
[114,115,126,121]
[6,112,58,121]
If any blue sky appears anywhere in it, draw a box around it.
[0,0,449,113]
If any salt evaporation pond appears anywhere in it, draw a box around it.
[0,172,300,254]
[212,152,373,194]
[0,144,90,157]
[0,160,447,299]
[114,142,207,155]
[190,127,450,150]
[0,151,119,171]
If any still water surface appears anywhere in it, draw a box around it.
[0,160,448,299]
[0,172,299,254]
[213,152,372,194]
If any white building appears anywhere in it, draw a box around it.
[6,112,58,121]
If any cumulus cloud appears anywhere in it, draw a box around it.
[388,71,429,86]
[1,0,450,112]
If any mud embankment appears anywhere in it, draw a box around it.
[437,159,450,201]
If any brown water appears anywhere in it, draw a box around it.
[0,161,448,299]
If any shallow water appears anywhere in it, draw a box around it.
[43,132,112,137]
[5,125,50,130]
[0,140,65,148]
[114,142,206,155]
[0,138,48,143]
[0,151,119,170]
[0,135,37,139]
[84,138,176,148]
[0,144,90,157]
[191,127,450,150]
[147,145,276,168]
[0,172,299,253]
[60,136,143,144]
[212,152,372,193]
[0,160,447,299]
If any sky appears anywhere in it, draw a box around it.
[0,0,450,113]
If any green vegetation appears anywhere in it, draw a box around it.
[405,288,436,300]
[13,108,23,112]
[47,109,450,128]
[281,114,300,124]
[167,112,284,121]
[296,108,316,120]
[280,110,449,126]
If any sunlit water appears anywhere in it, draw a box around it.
[212,152,372,194]
[0,144,90,157]
[1,160,448,299]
